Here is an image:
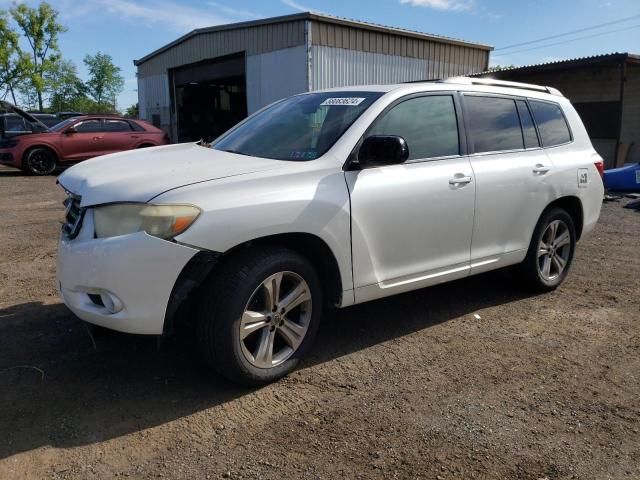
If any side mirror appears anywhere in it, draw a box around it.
[358,135,409,168]
[65,126,77,134]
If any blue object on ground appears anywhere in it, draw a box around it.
[603,162,640,192]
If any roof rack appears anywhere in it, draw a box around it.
[441,76,564,96]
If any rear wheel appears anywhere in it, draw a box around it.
[22,147,57,176]
[520,207,576,291]
[197,247,322,386]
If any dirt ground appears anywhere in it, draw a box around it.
[0,164,638,480]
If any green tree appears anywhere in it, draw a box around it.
[45,59,86,112]
[125,103,139,118]
[10,2,66,112]
[84,52,124,109]
[487,64,517,72]
[0,10,29,104]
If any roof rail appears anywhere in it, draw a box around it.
[441,76,564,96]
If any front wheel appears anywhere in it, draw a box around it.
[197,247,323,386]
[22,147,57,176]
[520,207,576,291]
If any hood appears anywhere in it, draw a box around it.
[0,100,51,132]
[57,143,286,206]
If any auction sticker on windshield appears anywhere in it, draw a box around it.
[320,97,366,106]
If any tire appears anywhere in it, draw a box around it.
[197,247,323,386]
[520,207,576,292]
[22,147,57,176]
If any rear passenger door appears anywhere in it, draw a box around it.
[102,119,138,153]
[462,94,553,273]
[346,93,476,303]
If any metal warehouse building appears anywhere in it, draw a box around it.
[134,12,491,143]
[476,53,640,169]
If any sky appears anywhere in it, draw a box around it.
[2,0,639,110]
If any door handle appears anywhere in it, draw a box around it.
[449,175,472,185]
[92,136,102,141]
[533,164,551,174]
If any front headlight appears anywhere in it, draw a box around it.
[0,139,18,148]
[94,203,201,239]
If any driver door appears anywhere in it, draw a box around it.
[61,119,106,161]
[345,93,476,303]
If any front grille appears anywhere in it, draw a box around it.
[62,194,85,239]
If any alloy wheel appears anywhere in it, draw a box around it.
[537,219,571,281]
[28,150,55,175]
[239,271,312,369]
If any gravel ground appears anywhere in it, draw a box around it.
[0,165,638,479]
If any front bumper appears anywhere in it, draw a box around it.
[56,210,198,334]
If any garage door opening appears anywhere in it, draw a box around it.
[172,54,247,143]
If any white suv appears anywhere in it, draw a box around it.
[57,77,604,385]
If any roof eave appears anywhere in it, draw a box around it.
[476,52,639,76]
[134,11,492,67]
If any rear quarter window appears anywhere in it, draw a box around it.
[529,100,572,147]
[129,121,146,132]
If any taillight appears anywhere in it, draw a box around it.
[594,159,604,178]
[592,153,604,177]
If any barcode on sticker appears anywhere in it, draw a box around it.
[320,97,366,106]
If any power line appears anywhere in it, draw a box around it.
[495,13,640,51]
[492,23,640,57]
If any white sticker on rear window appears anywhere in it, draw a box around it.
[320,97,366,106]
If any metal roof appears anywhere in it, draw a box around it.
[134,11,492,66]
[476,52,640,76]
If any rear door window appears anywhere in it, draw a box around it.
[516,100,540,149]
[464,96,523,153]
[104,120,133,132]
[368,95,460,160]
[529,100,572,147]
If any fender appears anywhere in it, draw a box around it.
[156,163,355,306]
[11,139,63,170]
[24,140,63,159]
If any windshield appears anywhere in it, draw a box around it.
[212,91,383,160]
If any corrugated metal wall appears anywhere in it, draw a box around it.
[620,64,640,163]
[310,45,484,90]
[137,20,307,77]
[137,74,171,133]
[487,67,621,102]
[310,20,489,74]
[136,15,491,140]
[246,46,308,113]
[483,64,632,167]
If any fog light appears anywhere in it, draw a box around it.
[99,291,123,314]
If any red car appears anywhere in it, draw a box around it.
[0,103,169,175]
